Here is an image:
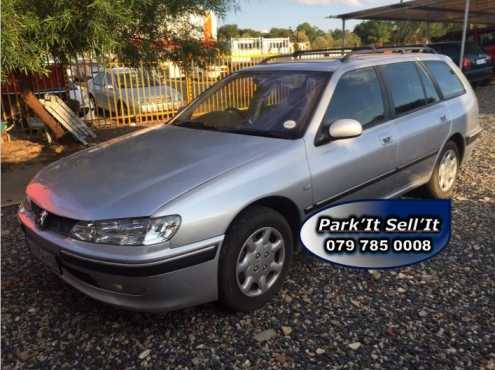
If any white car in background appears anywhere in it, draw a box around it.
[68,80,92,116]
[87,68,184,116]
[192,65,229,80]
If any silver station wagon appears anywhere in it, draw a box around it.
[19,48,482,312]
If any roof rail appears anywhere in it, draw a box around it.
[260,47,372,64]
[342,44,437,61]
[260,44,436,64]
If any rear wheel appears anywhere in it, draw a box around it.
[423,141,460,198]
[219,206,293,312]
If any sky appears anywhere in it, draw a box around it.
[221,0,399,32]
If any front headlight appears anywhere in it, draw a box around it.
[70,215,181,246]
[19,196,32,214]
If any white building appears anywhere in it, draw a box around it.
[230,37,292,61]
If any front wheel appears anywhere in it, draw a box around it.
[219,206,293,312]
[423,141,460,198]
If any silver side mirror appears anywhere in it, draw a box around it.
[329,119,363,139]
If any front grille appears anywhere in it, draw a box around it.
[31,202,78,235]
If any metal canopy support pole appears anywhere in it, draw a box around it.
[342,18,346,51]
[459,0,471,68]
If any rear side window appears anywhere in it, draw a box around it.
[424,61,465,99]
[417,64,440,104]
[382,62,426,115]
[432,44,459,60]
[479,32,495,47]
[323,68,385,127]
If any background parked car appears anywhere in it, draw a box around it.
[87,68,184,117]
[433,27,495,61]
[471,27,495,61]
[192,65,229,80]
[67,80,91,116]
[429,41,494,85]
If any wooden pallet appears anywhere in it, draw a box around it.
[40,94,96,144]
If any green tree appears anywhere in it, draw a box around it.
[217,24,241,52]
[218,24,241,40]
[295,30,310,43]
[239,28,262,37]
[296,22,325,44]
[311,34,334,49]
[354,21,393,45]
[331,30,362,48]
[266,27,294,39]
[1,0,233,138]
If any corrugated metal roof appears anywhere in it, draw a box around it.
[335,0,495,25]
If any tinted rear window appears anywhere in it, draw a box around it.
[432,44,459,60]
[424,61,465,99]
[382,62,427,115]
[432,42,485,59]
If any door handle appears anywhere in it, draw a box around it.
[440,114,448,122]
[381,136,392,145]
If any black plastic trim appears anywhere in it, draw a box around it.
[305,150,438,213]
[58,247,218,277]
[466,130,482,146]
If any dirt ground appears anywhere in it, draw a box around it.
[1,126,145,206]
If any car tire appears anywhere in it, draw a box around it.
[423,141,460,199]
[219,206,293,312]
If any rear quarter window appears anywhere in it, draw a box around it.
[382,62,427,115]
[424,61,466,99]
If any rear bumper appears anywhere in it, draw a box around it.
[465,66,494,82]
[19,210,223,312]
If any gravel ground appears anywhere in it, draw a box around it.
[2,85,494,370]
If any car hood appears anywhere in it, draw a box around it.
[27,125,291,220]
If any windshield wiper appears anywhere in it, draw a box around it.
[174,121,285,138]
[220,127,284,139]
[173,120,203,128]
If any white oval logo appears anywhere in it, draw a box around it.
[283,120,297,129]
[300,200,451,269]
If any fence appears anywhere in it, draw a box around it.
[1,50,349,136]
[1,56,265,134]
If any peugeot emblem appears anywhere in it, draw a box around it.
[37,210,48,229]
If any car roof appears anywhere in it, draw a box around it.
[243,53,448,73]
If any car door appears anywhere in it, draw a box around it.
[305,67,398,209]
[380,61,450,190]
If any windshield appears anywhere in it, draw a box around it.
[173,70,330,139]
[115,72,160,88]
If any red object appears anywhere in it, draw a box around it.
[462,57,472,70]
[1,64,67,94]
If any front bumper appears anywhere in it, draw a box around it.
[18,210,223,312]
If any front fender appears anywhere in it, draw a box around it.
[154,141,313,247]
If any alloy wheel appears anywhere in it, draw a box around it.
[438,149,458,192]
[235,227,285,297]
